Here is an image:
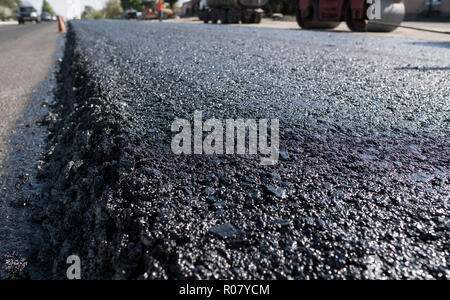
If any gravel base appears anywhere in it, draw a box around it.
[28,21,449,279]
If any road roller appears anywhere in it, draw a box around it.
[296,0,405,32]
[200,0,268,24]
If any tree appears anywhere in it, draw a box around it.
[82,1,123,20]
[81,5,103,20]
[41,0,55,15]
[81,6,94,19]
[120,0,143,11]
[166,0,177,10]
[1,0,21,10]
[104,0,123,19]
[0,6,13,21]
[0,0,21,20]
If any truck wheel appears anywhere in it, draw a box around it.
[241,12,250,23]
[229,8,239,24]
[297,0,340,29]
[249,12,256,23]
[345,2,367,32]
[254,13,261,24]
[296,0,315,29]
[200,10,205,22]
[211,9,219,24]
[220,9,229,24]
[202,10,209,23]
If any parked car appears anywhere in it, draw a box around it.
[17,6,41,24]
[41,12,53,22]
[140,8,176,20]
[122,9,138,19]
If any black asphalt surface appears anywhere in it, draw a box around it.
[30,20,449,279]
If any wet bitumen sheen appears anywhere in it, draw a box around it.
[29,20,449,279]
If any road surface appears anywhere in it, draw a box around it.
[0,23,59,279]
[31,20,449,279]
[0,23,58,164]
[172,17,450,42]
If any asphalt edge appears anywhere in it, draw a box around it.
[26,23,129,279]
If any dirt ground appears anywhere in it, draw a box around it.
[167,17,450,42]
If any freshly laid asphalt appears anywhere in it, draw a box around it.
[21,20,450,279]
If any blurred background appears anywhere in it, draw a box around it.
[0,0,449,21]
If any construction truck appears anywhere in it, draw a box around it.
[296,0,405,32]
[200,0,268,24]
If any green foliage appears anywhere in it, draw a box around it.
[81,5,103,20]
[120,0,143,11]
[41,0,55,15]
[104,0,123,19]
[0,5,13,21]
[1,0,21,10]
[81,1,124,20]
[0,0,20,19]
[0,0,20,21]
[165,0,177,10]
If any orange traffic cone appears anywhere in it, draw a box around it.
[58,16,66,33]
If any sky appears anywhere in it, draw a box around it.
[26,0,105,19]
[26,0,188,19]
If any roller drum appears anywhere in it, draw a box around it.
[367,0,405,32]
